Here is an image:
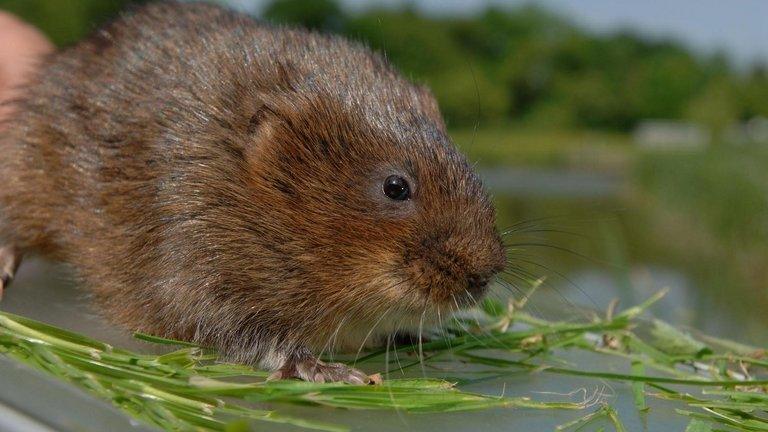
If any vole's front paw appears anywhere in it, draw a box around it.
[269,357,372,384]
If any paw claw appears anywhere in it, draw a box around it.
[272,357,375,385]
[266,370,284,382]
[368,373,383,385]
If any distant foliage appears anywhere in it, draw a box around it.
[261,1,768,130]
[263,0,344,32]
[0,0,140,46]
[5,0,766,130]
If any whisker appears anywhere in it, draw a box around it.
[507,257,598,312]
[463,289,486,332]
[317,314,348,363]
[389,323,406,375]
[435,303,452,351]
[351,276,415,365]
[507,226,587,239]
[495,277,525,297]
[500,214,579,236]
[507,242,624,270]
[417,304,428,377]
[501,212,621,238]
[504,241,595,261]
[384,332,410,427]
[351,302,395,366]
[451,293,513,350]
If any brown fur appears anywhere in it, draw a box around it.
[0,1,505,374]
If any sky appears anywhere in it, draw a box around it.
[227,0,768,67]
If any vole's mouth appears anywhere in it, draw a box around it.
[466,273,492,297]
[445,279,492,309]
[408,276,493,312]
[396,264,499,310]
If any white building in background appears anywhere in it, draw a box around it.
[725,116,768,145]
[633,120,710,150]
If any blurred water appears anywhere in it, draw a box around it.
[1,166,765,431]
[488,167,768,346]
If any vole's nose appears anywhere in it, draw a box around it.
[466,273,490,295]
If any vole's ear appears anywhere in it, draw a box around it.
[240,101,280,170]
[230,61,300,138]
[245,104,278,136]
[223,100,273,143]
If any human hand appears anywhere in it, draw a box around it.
[0,11,53,124]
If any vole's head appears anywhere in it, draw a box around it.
[232,60,505,332]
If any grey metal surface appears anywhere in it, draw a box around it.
[0,356,156,432]
[0,403,55,432]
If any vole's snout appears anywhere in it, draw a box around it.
[405,228,506,306]
[467,273,490,292]
[466,245,506,298]
[464,273,491,301]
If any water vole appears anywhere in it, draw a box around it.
[0,1,505,383]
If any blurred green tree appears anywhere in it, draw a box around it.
[740,65,768,119]
[0,0,137,47]
[1,0,757,131]
[263,0,345,32]
[686,76,739,139]
[428,67,510,126]
[346,9,463,77]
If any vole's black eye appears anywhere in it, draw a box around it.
[383,175,410,201]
